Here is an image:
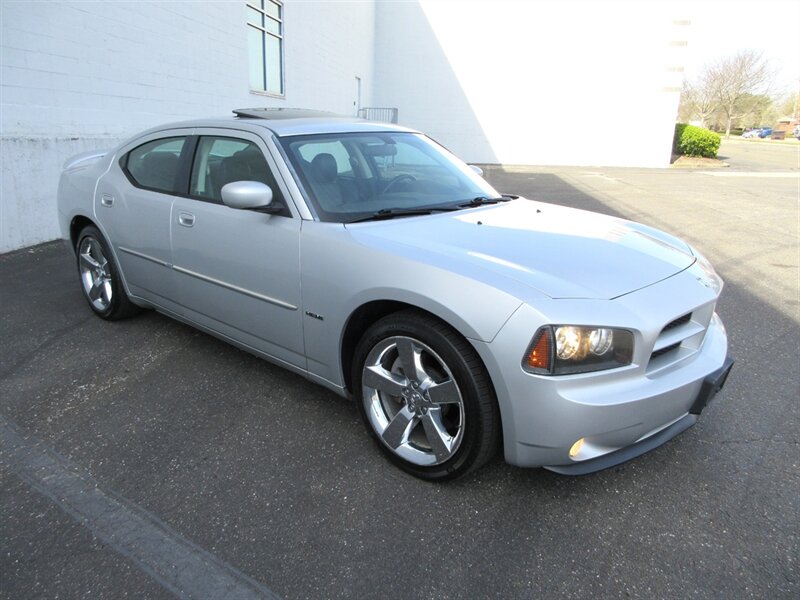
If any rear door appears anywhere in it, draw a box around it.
[96,129,193,313]
[170,129,305,368]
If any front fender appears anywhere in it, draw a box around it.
[300,222,523,388]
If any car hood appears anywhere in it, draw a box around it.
[346,199,696,299]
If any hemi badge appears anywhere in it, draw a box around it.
[305,311,324,321]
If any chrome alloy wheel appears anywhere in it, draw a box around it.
[362,336,465,466]
[78,236,113,311]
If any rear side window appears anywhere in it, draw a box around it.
[189,136,285,207]
[124,137,186,193]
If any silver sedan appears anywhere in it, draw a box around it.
[57,108,733,480]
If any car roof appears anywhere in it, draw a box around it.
[140,108,417,138]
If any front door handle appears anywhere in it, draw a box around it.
[101,194,114,207]
[178,212,195,227]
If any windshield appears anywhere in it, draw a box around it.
[279,132,500,222]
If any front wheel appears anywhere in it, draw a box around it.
[353,310,500,480]
[76,225,141,320]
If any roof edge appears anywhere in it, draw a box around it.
[233,107,350,120]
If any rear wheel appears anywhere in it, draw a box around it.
[353,310,500,480]
[76,226,141,320]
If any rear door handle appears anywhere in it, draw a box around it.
[178,212,195,227]
[101,194,114,207]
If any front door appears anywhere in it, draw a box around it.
[170,132,304,368]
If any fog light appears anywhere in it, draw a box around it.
[569,438,585,459]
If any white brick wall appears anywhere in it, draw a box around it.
[1,0,375,251]
[3,3,241,137]
[1,0,687,252]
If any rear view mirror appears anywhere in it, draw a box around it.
[468,164,484,177]
[221,181,274,210]
[363,144,398,157]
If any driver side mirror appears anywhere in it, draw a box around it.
[221,181,280,212]
[468,164,484,177]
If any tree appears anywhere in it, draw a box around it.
[708,50,774,137]
[679,78,716,128]
[776,90,800,120]
[677,51,776,136]
[736,93,776,128]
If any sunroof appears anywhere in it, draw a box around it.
[232,108,347,120]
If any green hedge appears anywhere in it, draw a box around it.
[673,124,721,158]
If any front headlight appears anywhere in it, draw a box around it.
[523,325,634,375]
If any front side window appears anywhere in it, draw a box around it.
[190,136,285,207]
[281,133,499,222]
[247,1,283,95]
[124,137,186,193]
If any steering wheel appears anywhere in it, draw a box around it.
[382,174,416,194]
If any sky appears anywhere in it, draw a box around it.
[681,0,800,98]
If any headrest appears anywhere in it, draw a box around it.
[140,151,178,171]
[235,145,265,164]
[310,153,338,183]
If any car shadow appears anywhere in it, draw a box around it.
[481,166,628,219]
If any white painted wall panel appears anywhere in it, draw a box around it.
[1,136,119,250]
[373,0,688,167]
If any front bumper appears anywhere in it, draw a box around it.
[471,265,732,472]
[545,356,733,475]
[689,355,734,416]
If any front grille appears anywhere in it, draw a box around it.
[648,312,698,369]
[661,312,691,333]
[650,342,681,360]
[647,304,714,373]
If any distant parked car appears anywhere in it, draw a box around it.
[793,125,800,139]
[741,128,761,138]
[758,127,773,138]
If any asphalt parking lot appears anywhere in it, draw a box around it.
[1,139,798,599]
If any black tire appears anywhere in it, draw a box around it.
[75,225,141,320]
[352,309,500,481]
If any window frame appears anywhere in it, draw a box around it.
[246,0,285,97]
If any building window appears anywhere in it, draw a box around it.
[247,1,283,95]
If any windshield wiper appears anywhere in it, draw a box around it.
[345,206,457,223]
[346,196,516,223]
[457,195,512,208]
